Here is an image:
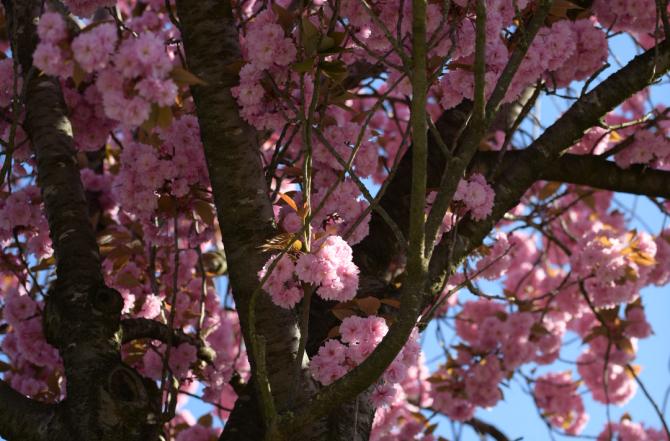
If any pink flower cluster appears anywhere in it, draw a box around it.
[168,343,198,379]
[157,115,210,197]
[310,179,371,245]
[258,253,304,308]
[439,17,607,108]
[0,186,43,232]
[113,115,207,220]
[624,304,652,339]
[0,186,52,258]
[577,335,638,405]
[63,84,115,152]
[310,316,421,407]
[548,19,609,88]
[201,310,249,409]
[96,32,177,126]
[1,286,62,399]
[593,0,661,33]
[33,12,75,78]
[533,371,588,435]
[569,127,612,155]
[459,300,563,368]
[339,0,410,58]
[72,23,118,73]
[615,130,670,169]
[598,420,669,441]
[454,173,495,221]
[80,168,115,211]
[474,232,513,280]
[571,231,657,308]
[650,228,670,285]
[431,353,504,422]
[113,141,171,219]
[233,10,297,131]
[431,299,566,421]
[259,235,360,308]
[34,12,178,128]
[370,355,434,441]
[35,14,118,78]
[296,235,360,301]
[314,120,379,179]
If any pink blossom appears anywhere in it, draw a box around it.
[169,343,198,379]
[72,23,118,73]
[370,383,398,407]
[534,371,588,435]
[37,12,67,43]
[454,173,495,221]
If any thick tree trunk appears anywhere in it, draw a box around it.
[2,1,162,439]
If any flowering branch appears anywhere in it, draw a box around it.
[429,37,670,297]
[274,0,431,435]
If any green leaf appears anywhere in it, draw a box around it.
[291,59,315,73]
[301,17,321,57]
[197,414,213,428]
[170,66,208,86]
[72,62,88,88]
[193,200,215,227]
[272,3,295,33]
[319,60,348,83]
[355,296,381,315]
[329,31,346,47]
[30,256,55,271]
[157,106,173,128]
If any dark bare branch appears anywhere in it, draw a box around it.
[0,380,55,441]
[120,318,216,364]
[466,417,512,441]
[473,151,670,199]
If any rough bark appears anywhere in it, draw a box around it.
[173,1,320,439]
[0,379,55,441]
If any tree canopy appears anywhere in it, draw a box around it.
[1,0,670,440]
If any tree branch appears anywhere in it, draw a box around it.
[466,417,512,441]
[0,379,55,441]
[473,151,670,199]
[120,318,216,364]
[277,0,433,435]
[428,37,670,297]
